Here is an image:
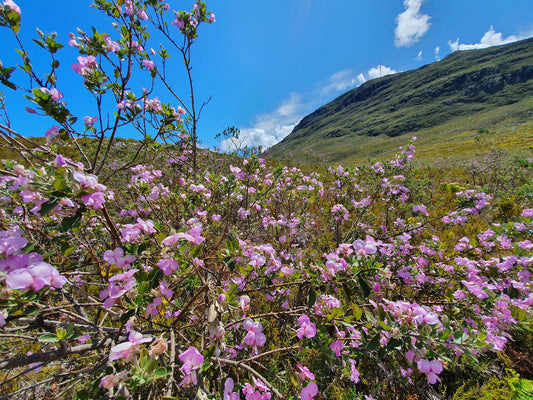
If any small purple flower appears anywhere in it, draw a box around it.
[142,59,156,71]
[522,208,533,218]
[297,315,317,339]
[178,346,204,387]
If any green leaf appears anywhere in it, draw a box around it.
[61,212,83,232]
[308,287,317,308]
[74,390,90,400]
[365,333,380,353]
[342,283,352,303]
[138,281,150,294]
[378,320,389,331]
[511,305,527,322]
[200,360,212,373]
[190,243,202,258]
[386,338,402,350]
[202,345,216,359]
[358,275,371,299]
[352,304,363,321]
[39,333,59,343]
[38,198,59,216]
[0,79,16,90]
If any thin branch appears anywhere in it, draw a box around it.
[212,357,283,399]
[0,340,110,370]
[242,346,300,363]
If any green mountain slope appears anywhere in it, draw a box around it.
[269,38,533,164]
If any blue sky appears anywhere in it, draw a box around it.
[1,0,533,151]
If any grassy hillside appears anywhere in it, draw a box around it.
[269,38,533,164]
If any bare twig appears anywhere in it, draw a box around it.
[212,357,283,399]
[0,340,111,370]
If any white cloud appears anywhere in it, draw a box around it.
[228,64,399,150]
[221,123,298,153]
[368,65,398,79]
[448,26,533,51]
[221,93,304,151]
[321,69,367,96]
[415,50,423,61]
[228,69,370,150]
[434,46,440,61]
[356,73,367,85]
[394,0,431,47]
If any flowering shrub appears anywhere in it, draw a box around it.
[0,1,532,400]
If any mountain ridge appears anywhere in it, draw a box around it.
[269,37,533,163]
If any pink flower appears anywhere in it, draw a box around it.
[40,87,63,102]
[208,12,215,23]
[54,154,67,167]
[519,240,533,250]
[73,171,103,191]
[99,372,126,390]
[296,364,315,381]
[77,334,90,344]
[81,192,106,209]
[353,236,378,256]
[297,315,317,339]
[142,59,156,71]
[329,340,344,357]
[413,204,429,216]
[417,359,443,384]
[50,88,63,102]
[71,55,98,76]
[103,35,120,52]
[349,359,360,383]
[83,116,98,127]
[145,297,162,317]
[0,229,27,257]
[3,0,20,15]
[144,97,162,112]
[45,126,60,143]
[179,346,204,387]
[522,208,533,218]
[301,382,318,400]
[109,330,151,361]
[6,262,66,291]
[243,318,266,348]
[137,9,148,20]
[157,258,179,275]
[103,248,136,268]
[159,279,174,298]
[161,227,205,247]
[239,295,250,313]
[172,17,185,29]
[99,269,138,308]
[224,377,239,400]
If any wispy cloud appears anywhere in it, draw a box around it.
[227,64,398,150]
[321,69,367,96]
[415,51,423,61]
[448,26,533,51]
[394,0,431,48]
[434,46,440,61]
